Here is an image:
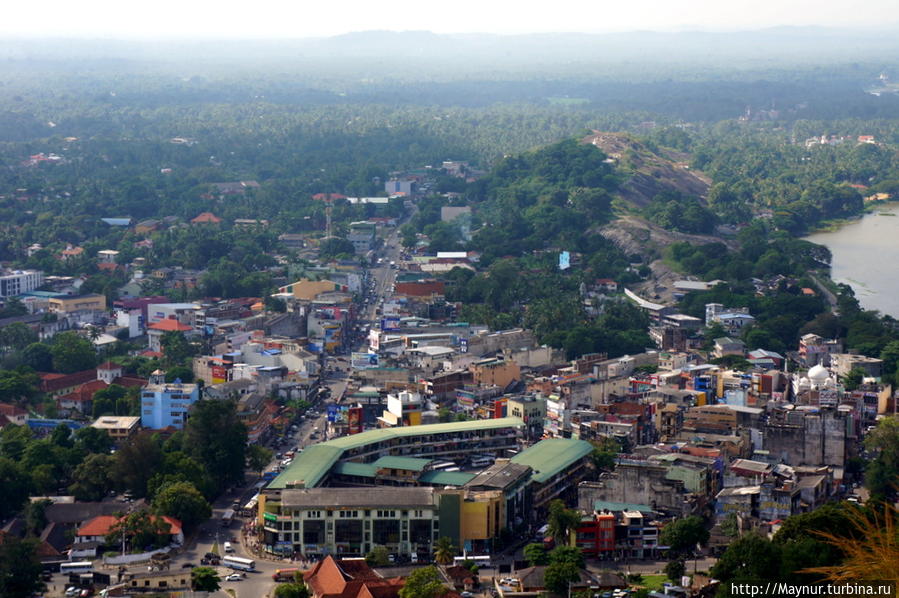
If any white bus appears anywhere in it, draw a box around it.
[221,509,235,528]
[431,461,457,471]
[60,561,94,574]
[222,556,256,571]
[469,456,495,468]
[453,555,491,568]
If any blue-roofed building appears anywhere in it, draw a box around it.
[100,217,133,226]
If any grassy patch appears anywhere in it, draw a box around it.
[640,574,668,591]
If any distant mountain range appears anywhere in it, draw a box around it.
[0,27,899,60]
[2,27,899,74]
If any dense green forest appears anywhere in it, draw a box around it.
[2,50,899,356]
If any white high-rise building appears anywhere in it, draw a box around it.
[0,269,44,298]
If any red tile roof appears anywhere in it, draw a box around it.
[113,376,147,388]
[190,212,222,224]
[58,379,109,404]
[40,370,97,393]
[303,556,403,598]
[78,515,182,537]
[0,403,27,417]
[148,319,192,332]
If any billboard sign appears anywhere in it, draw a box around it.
[211,365,229,384]
[380,316,401,331]
[351,352,379,369]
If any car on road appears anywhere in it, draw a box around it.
[225,573,243,582]
[181,563,195,569]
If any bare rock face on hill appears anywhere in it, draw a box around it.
[581,132,733,303]
[583,131,711,208]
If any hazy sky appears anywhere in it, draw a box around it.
[4,0,898,38]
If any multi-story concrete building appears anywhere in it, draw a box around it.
[379,390,424,427]
[347,222,376,254]
[463,461,532,531]
[763,405,855,468]
[0,269,44,298]
[510,438,593,517]
[506,395,546,441]
[90,416,141,442]
[48,293,106,315]
[140,371,200,430]
[259,487,441,558]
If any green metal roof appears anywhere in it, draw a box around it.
[511,438,593,484]
[325,417,524,451]
[332,461,378,478]
[592,500,654,513]
[373,456,432,471]
[266,444,343,489]
[267,417,524,489]
[419,470,477,486]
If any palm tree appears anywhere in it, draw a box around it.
[434,536,456,567]
[801,503,899,584]
[546,500,581,547]
[87,325,102,343]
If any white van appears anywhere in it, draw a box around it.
[224,541,234,553]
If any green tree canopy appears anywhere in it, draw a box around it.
[191,567,221,592]
[659,516,709,555]
[69,453,116,502]
[185,399,248,492]
[365,545,391,567]
[544,560,581,596]
[864,416,899,502]
[274,583,312,598]
[0,323,38,353]
[247,444,273,473]
[524,542,549,566]
[152,481,212,531]
[549,545,585,569]
[50,331,97,373]
[160,331,196,368]
[0,535,45,598]
[398,566,447,598]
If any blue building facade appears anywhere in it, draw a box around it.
[140,372,200,430]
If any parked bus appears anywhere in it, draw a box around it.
[453,555,491,568]
[60,562,93,575]
[222,556,256,571]
[431,461,457,471]
[469,456,495,468]
[272,568,299,582]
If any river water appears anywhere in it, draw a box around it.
[804,203,899,317]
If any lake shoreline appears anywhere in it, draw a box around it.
[804,203,899,318]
